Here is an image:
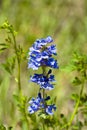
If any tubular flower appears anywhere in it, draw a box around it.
[28,93,56,115]
[46,104,56,115]
[30,73,55,90]
[28,36,58,70]
[28,36,58,115]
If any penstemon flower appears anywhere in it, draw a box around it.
[30,73,55,90]
[28,36,59,115]
[28,36,58,70]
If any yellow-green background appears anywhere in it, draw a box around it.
[0,0,87,129]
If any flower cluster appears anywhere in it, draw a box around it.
[30,73,55,90]
[28,36,58,70]
[28,36,58,115]
[28,93,56,115]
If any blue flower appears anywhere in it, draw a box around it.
[46,45,57,55]
[41,51,49,59]
[30,73,55,90]
[28,36,58,70]
[36,36,53,45]
[28,93,56,115]
[28,93,43,114]
[28,58,40,70]
[46,104,56,115]
[28,53,58,70]
[33,36,53,50]
[45,36,53,43]
[28,36,58,115]
[46,57,58,69]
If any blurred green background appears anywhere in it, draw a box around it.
[0,0,87,129]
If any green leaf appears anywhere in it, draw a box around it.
[28,114,36,122]
[0,43,9,52]
[72,77,82,86]
[5,36,12,44]
[1,56,16,74]
[0,47,8,51]
[71,93,79,101]
[0,124,6,130]
[8,126,13,130]
[72,125,78,130]
[13,94,19,102]
[0,43,7,46]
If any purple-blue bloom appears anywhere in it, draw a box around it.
[30,73,55,90]
[46,57,58,69]
[28,93,56,115]
[28,36,58,115]
[31,36,53,51]
[47,45,57,55]
[35,36,53,47]
[46,104,56,115]
[28,36,58,70]
[28,94,43,114]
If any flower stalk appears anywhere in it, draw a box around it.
[27,36,58,115]
[11,28,21,92]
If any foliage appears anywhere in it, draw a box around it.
[0,0,87,130]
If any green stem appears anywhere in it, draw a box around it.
[61,81,84,129]
[18,61,21,92]
[24,101,30,129]
[42,66,46,130]
[42,66,46,98]
[11,30,21,92]
[42,121,45,130]
[68,82,84,126]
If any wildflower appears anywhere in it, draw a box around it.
[47,45,57,55]
[45,57,58,69]
[46,105,56,115]
[28,93,42,114]
[28,93,45,114]
[28,36,58,70]
[28,36,58,115]
[28,93,56,115]
[30,73,55,90]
